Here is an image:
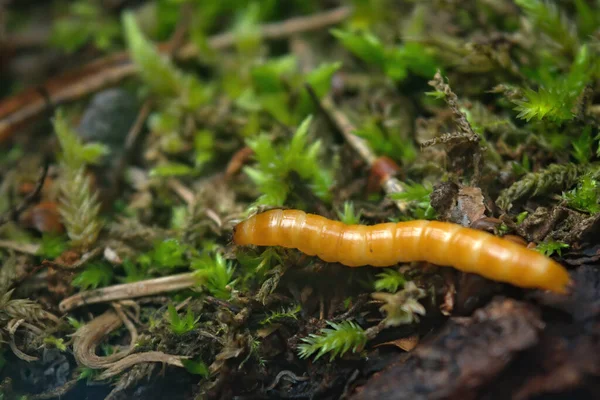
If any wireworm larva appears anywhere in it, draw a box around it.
[233,209,571,294]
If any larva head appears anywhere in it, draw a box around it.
[232,217,255,245]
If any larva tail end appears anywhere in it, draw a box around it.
[553,277,574,296]
[544,266,572,295]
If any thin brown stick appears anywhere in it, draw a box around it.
[42,247,103,270]
[111,99,153,195]
[0,239,40,255]
[307,88,408,211]
[59,272,198,312]
[8,319,40,362]
[73,310,130,368]
[97,351,186,380]
[168,178,195,205]
[72,307,185,379]
[176,5,352,60]
[0,6,353,143]
[123,100,152,155]
[0,162,48,227]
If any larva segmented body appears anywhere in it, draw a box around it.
[233,209,571,294]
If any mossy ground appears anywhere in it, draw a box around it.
[1,1,600,399]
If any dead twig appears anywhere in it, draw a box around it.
[0,6,353,143]
[0,162,48,228]
[97,351,186,380]
[8,319,39,362]
[72,308,186,380]
[0,239,40,255]
[41,247,103,270]
[72,310,129,368]
[307,87,408,212]
[123,100,152,155]
[59,272,198,312]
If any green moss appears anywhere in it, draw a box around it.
[562,176,600,214]
[140,239,188,270]
[244,116,334,206]
[53,110,105,249]
[336,202,362,225]
[536,240,569,257]
[260,304,301,325]
[72,262,114,290]
[167,304,199,335]
[515,0,579,56]
[181,358,210,377]
[297,320,367,361]
[512,45,594,123]
[496,163,599,210]
[571,126,595,164]
[123,12,183,96]
[191,253,235,299]
[236,56,340,124]
[354,119,416,162]
[37,235,68,259]
[374,269,406,293]
[389,182,437,220]
[51,1,121,53]
[331,29,439,81]
[43,336,67,351]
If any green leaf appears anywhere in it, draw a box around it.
[336,201,362,225]
[536,240,569,256]
[374,269,406,293]
[296,62,342,118]
[191,253,234,299]
[512,44,594,123]
[331,29,387,68]
[72,262,114,290]
[260,304,301,325]
[37,234,68,259]
[43,336,67,351]
[387,42,439,79]
[193,130,215,169]
[562,176,600,214]
[571,126,594,164]
[244,115,333,206]
[250,55,297,94]
[514,0,578,55]
[149,163,194,177]
[53,109,91,170]
[50,1,120,53]
[77,367,99,382]
[67,316,84,330]
[58,167,103,248]
[516,211,529,224]
[354,120,416,161]
[152,239,187,269]
[81,143,110,165]
[513,87,573,122]
[297,320,367,361]
[574,0,599,38]
[182,358,210,377]
[167,304,199,335]
[122,12,182,95]
[305,62,342,99]
[232,2,262,55]
[120,259,148,283]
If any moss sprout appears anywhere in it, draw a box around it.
[297,320,367,361]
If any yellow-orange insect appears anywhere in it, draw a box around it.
[233,209,571,294]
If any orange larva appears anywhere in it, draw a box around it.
[233,209,571,294]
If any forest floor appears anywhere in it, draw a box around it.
[1,1,600,399]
